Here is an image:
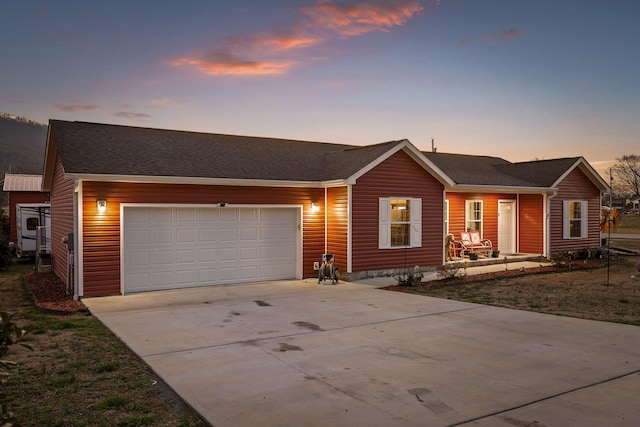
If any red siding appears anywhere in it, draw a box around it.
[519,194,544,254]
[445,193,516,249]
[50,155,75,284]
[326,186,349,273]
[550,168,601,254]
[8,192,50,244]
[81,181,326,296]
[351,150,444,271]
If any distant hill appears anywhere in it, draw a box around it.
[0,113,47,175]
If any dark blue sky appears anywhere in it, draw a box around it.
[1,0,638,173]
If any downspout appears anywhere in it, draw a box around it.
[324,187,328,254]
[347,185,352,273]
[74,180,82,300]
[516,194,520,254]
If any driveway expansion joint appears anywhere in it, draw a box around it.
[446,368,640,427]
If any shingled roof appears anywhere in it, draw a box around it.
[423,152,585,188]
[46,120,607,192]
[48,120,406,183]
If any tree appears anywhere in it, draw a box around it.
[612,154,640,198]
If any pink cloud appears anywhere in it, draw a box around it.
[225,28,321,53]
[459,28,523,44]
[54,104,99,112]
[173,52,295,76]
[172,1,431,77]
[301,0,424,36]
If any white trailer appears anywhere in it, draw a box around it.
[15,203,51,258]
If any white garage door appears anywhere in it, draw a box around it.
[122,206,298,293]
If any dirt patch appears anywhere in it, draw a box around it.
[386,255,640,325]
[0,266,206,427]
[23,271,88,314]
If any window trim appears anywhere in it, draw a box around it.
[563,200,588,239]
[444,199,449,235]
[379,197,422,249]
[465,199,483,234]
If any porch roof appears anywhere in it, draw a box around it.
[423,152,584,189]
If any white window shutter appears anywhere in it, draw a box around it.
[562,200,570,239]
[581,201,588,238]
[379,198,390,249]
[410,198,422,247]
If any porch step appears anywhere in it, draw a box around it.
[448,254,546,269]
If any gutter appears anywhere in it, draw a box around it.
[450,184,557,195]
[62,173,349,189]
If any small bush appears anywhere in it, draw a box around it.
[395,266,423,287]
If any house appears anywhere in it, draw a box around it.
[423,153,609,257]
[2,174,50,251]
[41,120,609,298]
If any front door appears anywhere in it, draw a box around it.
[498,201,516,254]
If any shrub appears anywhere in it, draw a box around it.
[395,266,423,286]
[436,262,467,280]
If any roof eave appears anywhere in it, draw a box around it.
[550,157,611,192]
[66,173,346,188]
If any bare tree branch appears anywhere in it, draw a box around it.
[613,154,640,198]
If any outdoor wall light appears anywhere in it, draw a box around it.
[97,200,107,213]
[311,202,320,212]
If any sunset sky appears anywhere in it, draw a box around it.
[1,0,638,175]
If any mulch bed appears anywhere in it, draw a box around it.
[24,271,88,314]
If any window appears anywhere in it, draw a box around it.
[26,218,39,230]
[379,198,422,249]
[563,201,588,239]
[465,200,483,233]
[390,199,410,246]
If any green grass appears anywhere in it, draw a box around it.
[615,213,640,234]
[0,265,206,427]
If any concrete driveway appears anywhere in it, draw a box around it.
[84,280,640,426]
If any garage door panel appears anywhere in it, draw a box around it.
[176,249,196,264]
[220,209,238,222]
[239,247,257,260]
[152,271,174,286]
[153,250,173,265]
[198,228,218,242]
[239,227,257,240]
[220,228,237,242]
[198,248,218,262]
[153,229,173,244]
[240,209,257,221]
[176,270,196,285]
[152,208,173,222]
[219,247,237,261]
[176,208,195,222]
[176,229,196,243]
[123,206,298,293]
[198,268,219,282]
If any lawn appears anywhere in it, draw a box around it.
[390,247,640,326]
[0,265,206,427]
[613,212,640,234]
